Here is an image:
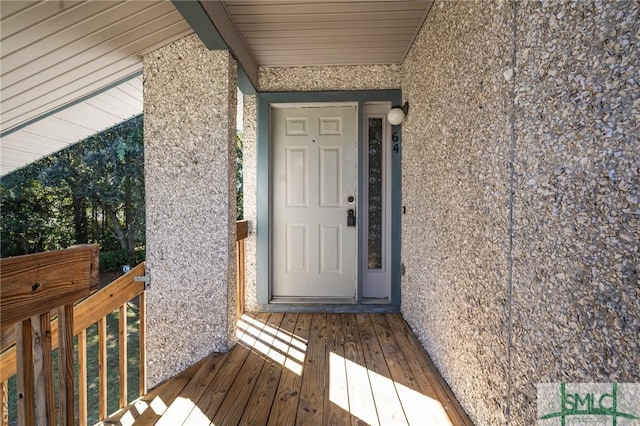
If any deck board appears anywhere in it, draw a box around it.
[268,313,312,426]
[342,313,379,425]
[323,313,350,426]
[356,314,408,426]
[105,313,473,426]
[296,313,327,424]
[239,313,286,425]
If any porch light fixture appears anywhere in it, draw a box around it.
[387,101,409,125]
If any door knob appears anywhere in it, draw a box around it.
[347,209,356,227]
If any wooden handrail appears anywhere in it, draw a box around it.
[2,219,245,423]
[1,245,99,329]
[1,261,147,425]
[0,263,146,381]
[1,245,99,425]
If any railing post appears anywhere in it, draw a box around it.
[236,220,249,320]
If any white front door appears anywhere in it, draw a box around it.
[272,104,357,299]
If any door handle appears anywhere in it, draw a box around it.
[347,209,356,227]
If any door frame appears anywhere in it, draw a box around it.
[256,90,402,312]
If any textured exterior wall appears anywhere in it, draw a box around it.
[259,64,401,92]
[511,1,639,423]
[401,2,512,424]
[242,94,258,312]
[401,1,639,425]
[143,34,238,387]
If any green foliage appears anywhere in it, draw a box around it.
[236,132,243,220]
[1,165,74,257]
[1,115,145,261]
[98,247,146,272]
[99,250,130,272]
[135,247,146,264]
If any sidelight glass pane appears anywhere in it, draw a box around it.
[368,118,383,269]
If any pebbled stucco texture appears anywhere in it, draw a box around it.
[401,0,639,424]
[511,1,639,423]
[143,34,238,387]
[242,94,258,312]
[259,64,401,92]
[401,1,512,424]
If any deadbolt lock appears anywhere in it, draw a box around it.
[347,209,356,227]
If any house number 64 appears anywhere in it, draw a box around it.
[392,132,400,153]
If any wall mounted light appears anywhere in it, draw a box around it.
[387,101,409,125]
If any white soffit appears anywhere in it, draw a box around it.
[1,76,142,175]
[223,0,432,67]
[0,1,192,176]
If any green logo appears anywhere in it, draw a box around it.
[538,383,640,425]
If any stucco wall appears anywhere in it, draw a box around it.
[401,1,512,424]
[242,94,258,312]
[511,1,639,423]
[259,64,401,91]
[401,1,639,424]
[143,34,238,387]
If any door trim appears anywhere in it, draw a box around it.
[256,90,402,312]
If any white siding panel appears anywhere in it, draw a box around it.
[2,61,142,128]
[0,0,431,174]
[1,2,158,70]
[0,1,87,40]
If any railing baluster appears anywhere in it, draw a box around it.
[139,293,147,396]
[58,304,74,426]
[1,380,7,426]
[237,239,246,320]
[119,304,128,409]
[32,313,55,425]
[16,319,34,426]
[78,329,87,426]
[98,317,107,420]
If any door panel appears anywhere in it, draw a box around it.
[319,147,341,207]
[272,105,357,298]
[285,147,308,206]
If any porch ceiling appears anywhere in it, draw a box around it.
[224,0,432,67]
[0,0,431,176]
[0,0,192,176]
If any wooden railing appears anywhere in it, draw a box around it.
[1,248,147,426]
[236,220,249,320]
[2,220,248,425]
[1,245,99,425]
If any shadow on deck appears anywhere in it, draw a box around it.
[101,313,473,425]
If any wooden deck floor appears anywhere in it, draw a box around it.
[103,313,473,426]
